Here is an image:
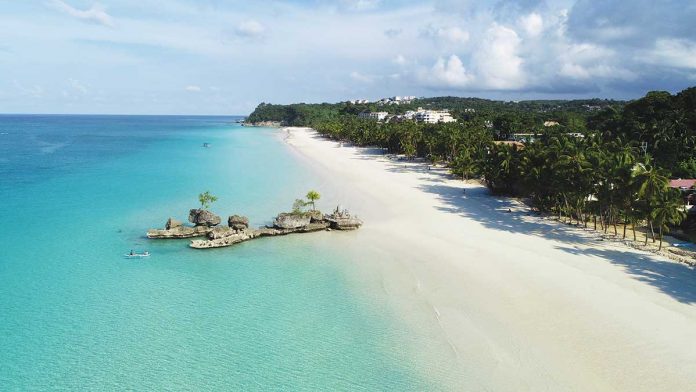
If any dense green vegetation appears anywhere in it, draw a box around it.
[198,191,218,209]
[246,97,622,135]
[247,87,696,243]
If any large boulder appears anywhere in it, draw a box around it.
[330,217,363,230]
[325,206,363,230]
[228,215,250,230]
[166,217,182,230]
[147,225,210,239]
[188,209,221,227]
[307,210,323,222]
[207,227,236,240]
[273,213,311,229]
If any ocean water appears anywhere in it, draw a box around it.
[0,115,436,390]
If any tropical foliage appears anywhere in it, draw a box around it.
[248,87,696,241]
[306,190,320,211]
[198,191,218,209]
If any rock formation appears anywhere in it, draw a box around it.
[228,215,249,231]
[188,209,221,227]
[273,213,312,229]
[147,204,362,249]
[325,206,363,230]
[147,225,210,239]
[191,222,330,249]
[166,217,182,230]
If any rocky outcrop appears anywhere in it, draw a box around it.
[191,221,330,249]
[307,210,323,222]
[228,215,249,230]
[325,206,363,230]
[166,217,182,230]
[148,204,361,249]
[189,209,221,227]
[273,213,311,229]
[147,225,210,239]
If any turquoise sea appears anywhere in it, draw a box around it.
[0,115,438,390]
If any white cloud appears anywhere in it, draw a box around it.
[234,19,266,39]
[14,81,44,98]
[48,0,114,27]
[340,0,381,11]
[519,13,544,37]
[645,39,696,69]
[69,78,88,94]
[422,25,470,45]
[473,24,525,89]
[185,85,202,92]
[393,54,408,65]
[349,71,375,83]
[422,54,472,88]
[384,28,402,38]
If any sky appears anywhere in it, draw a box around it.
[1,0,695,115]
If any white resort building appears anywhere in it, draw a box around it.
[376,95,417,105]
[414,108,457,124]
[358,111,389,121]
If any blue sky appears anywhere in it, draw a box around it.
[1,0,695,114]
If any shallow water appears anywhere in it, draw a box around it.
[0,115,437,390]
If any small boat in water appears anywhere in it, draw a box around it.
[124,251,150,258]
[202,142,210,148]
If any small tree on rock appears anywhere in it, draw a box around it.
[292,199,307,214]
[198,191,218,209]
[306,190,321,211]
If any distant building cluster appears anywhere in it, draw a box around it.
[377,96,417,105]
[582,104,602,111]
[349,99,371,104]
[358,107,457,124]
[358,111,389,121]
[509,132,584,143]
[347,96,417,105]
[413,108,456,123]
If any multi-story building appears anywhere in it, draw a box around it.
[358,111,389,121]
[413,108,457,123]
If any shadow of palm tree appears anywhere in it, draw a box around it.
[312,131,696,304]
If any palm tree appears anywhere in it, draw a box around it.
[633,159,670,243]
[306,190,321,211]
[650,190,687,250]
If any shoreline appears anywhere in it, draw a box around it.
[282,126,696,391]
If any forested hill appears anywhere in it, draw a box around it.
[246,96,625,130]
[246,87,696,179]
[246,88,696,241]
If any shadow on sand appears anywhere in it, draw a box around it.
[321,133,696,305]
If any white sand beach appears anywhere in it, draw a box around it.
[284,127,696,391]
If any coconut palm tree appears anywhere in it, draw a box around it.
[306,190,321,211]
[650,190,687,250]
[633,159,670,243]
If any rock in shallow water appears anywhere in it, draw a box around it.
[228,215,249,230]
[325,206,363,230]
[188,209,221,227]
[166,217,182,230]
[147,225,210,239]
[273,213,311,229]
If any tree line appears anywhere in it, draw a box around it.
[247,87,696,246]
